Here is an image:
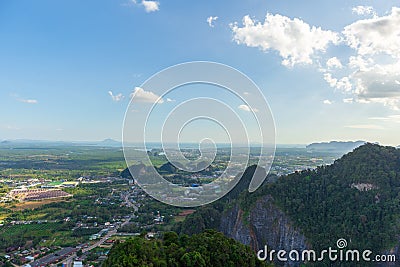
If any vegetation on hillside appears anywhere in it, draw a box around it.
[103,229,271,267]
[256,143,400,253]
[180,144,400,258]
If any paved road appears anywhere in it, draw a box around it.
[63,192,137,259]
[82,229,117,253]
[59,253,76,267]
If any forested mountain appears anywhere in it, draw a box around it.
[177,143,400,266]
[260,143,400,252]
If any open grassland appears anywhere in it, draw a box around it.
[8,199,72,211]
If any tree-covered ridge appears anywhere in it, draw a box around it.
[103,230,271,267]
[177,143,400,264]
[251,143,400,253]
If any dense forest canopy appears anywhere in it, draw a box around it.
[103,230,271,267]
[263,143,400,252]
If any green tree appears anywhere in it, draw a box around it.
[180,251,206,267]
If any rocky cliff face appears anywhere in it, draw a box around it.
[219,195,308,267]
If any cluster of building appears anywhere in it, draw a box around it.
[27,247,77,267]
[2,246,51,266]
[1,175,131,204]
[6,188,72,202]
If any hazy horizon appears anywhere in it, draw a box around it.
[1,138,396,147]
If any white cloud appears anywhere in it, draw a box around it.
[345,54,400,109]
[207,16,218,27]
[323,73,352,92]
[331,8,400,109]
[231,8,400,110]
[323,73,338,88]
[343,7,400,57]
[238,104,258,112]
[336,77,353,92]
[131,87,164,104]
[352,63,400,94]
[11,93,38,104]
[343,98,354,103]
[108,91,124,102]
[142,0,159,12]
[348,55,373,71]
[166,98,175,102]
[345,124,384,130]
[369,115,400,123]
[326,57,343,69]
[352,6,376,16]
[231,13,340,67]
[238,104,251,112]
[323,99,333,105]
[18,98,38,104]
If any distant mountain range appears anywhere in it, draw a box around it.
[2,139,389,152]
[0,138,122,147]
[306,140,366,152]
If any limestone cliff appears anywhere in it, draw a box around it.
[219,195,308,267]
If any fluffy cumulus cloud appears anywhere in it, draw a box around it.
[142,0,159,12]
[343,7,400,57]
[326,57,343,69]
[341,7,400,109]
[323,73,352,92]
[323,99,333,105]
[207,16,218,27]
[231,8,400,109]
[352,6,376,16]
[131,87,164,104]
[231,14,340,67]
[323,73,337,87]
[108,91,124,102]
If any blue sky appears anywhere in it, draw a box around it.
[1,0,400,145]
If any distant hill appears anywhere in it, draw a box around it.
[158,161,179,174]
[0,139,122,147]
[306,140,366,152]
[221,165,267,201]
[97,138,121,147]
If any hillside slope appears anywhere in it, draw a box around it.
[180,143,400,266]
